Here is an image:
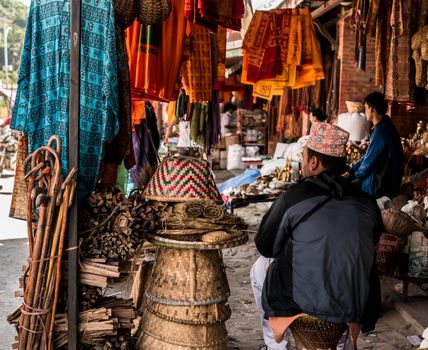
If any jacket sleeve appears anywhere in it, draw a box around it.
[255,192,289,258]
[353,132,386,179]
[350,159,362,174]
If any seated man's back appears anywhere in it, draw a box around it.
[265,190,380,325]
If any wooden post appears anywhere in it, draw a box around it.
[68,0,81,347]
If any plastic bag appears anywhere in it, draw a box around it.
[217,169,261,194]
[227,144,245,170]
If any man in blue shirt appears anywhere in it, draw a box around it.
[344,92,404,198]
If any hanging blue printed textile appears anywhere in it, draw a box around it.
[11,0,120,198]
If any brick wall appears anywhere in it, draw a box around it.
[337,18,379,115]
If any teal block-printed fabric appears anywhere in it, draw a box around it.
[11,0,119,197]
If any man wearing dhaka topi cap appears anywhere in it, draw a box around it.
[250,123,382,350]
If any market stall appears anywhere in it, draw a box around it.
[5,0,428,348]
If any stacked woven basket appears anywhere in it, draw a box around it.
[138,155,248,349]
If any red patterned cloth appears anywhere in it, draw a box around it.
[306,123,349,158]
[185,0,244,31]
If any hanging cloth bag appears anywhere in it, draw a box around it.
[137,0,171,26]
[112,0,138,29]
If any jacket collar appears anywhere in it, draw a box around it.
[304,172,347,198]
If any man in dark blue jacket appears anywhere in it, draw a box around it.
[346,92,404,198]
[251,123,382,350]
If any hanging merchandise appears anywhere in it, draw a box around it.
[352,0,368,71]
[242,8,324,101]
[175,90,190,120]
[129,21,164,99]
[369,0,426,103]
[12,0,122,198]
[137,0,171,26]
[371,0,392,88]
[326,55,340,119]
[182,23,213,103]
[103,29,134,179]
[210,26,228,90]
[186,91,220,152]
[411,25,428,89]
[127,0,186,101]
[130,102,161,189]
[384,0,415,103]
[9,134,28,220]
[112,0,138,29]
[216,27,227,86]
[205,90,221,151]
[190,103,209,147]
[184,0,245,31]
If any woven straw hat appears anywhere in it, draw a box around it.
[146,247,230,305]
[143,155,221,203]
[139,310,227,348]
[137,0,171,26]
[346,101,364,113]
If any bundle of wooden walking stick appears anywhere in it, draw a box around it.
[16,136,77,350]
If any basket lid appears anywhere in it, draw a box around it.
[143,155,221,202]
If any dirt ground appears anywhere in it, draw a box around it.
[223,203,421,350]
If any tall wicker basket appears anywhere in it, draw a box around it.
[145,247,230,305]
[139,310,227,349]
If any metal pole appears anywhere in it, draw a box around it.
[68,0,80,347]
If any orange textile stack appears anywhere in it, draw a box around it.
[242,8,324,101]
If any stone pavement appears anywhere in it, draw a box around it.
[0,239,28,349]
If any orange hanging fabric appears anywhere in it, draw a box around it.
[126,0,186,101]
[159,0,187,100]
[216,26,227,84]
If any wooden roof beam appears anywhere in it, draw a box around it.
[314,20,338,51]
[311,0,343,19]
